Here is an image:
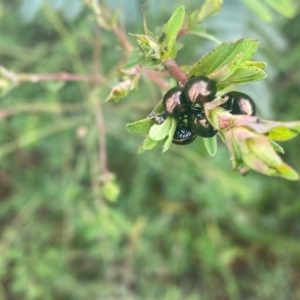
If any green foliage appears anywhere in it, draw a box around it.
[242,0,297,22]
[128,9,294,180]
[159,6,185,59]
[1,0,300,299]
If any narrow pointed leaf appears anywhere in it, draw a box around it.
[242,0,272,22]
[159,6,185,59]
[240,61,267,70]
[266,125,300,141]
[163,117,177,153]
[203,136,217,156]
[188,0,222,27]
[275,163,299,181]
[264,0,296,18]
[189,38,259,78]
[219,66,267,86]
[270,140,284,154]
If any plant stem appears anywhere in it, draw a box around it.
[163,59,187,87]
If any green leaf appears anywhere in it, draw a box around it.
[203,136,218,156]
[188,0,222,27]
[219,66,267,87]
[189,38,259,79]
[275,163,299,181]
[159,6,185,59]
[264,0,296,18]
[142,136,159,150]
[267,125,300,141]
[149,117,172,141]
[270,140,284,154]
[242,0,272,22]
[240,61,267,70]
[162,117,177,153]
[230,116,300,141]
[127,118,156,134]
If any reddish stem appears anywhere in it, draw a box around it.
[163,59,188,87]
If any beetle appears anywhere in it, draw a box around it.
[172,123,197,145]
[188,107,217,138]
[162,86,189,117]
[222,91,256,116]
[183,76,217,106]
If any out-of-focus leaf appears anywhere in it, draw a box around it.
[264,0,296,18]
[270,140,284,154]
[189,39,259,79]
[266,124,300,141]
[188,0,222,27]
[159,6,185,59]
[203,136,218,156]
[242,0,272,22]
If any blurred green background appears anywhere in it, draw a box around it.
[1,0,300,299]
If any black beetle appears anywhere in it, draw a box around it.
[162,86,189,117]
[222,91,256,116]
[188,107,217,138]
[183,76,217,106]
[172,123,197,145]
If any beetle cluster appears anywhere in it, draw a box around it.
[160,76,256,145]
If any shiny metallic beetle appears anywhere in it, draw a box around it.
[222,91,256,116]
[172,123,197,145]
[188,107,217,138]
[183,76,217,105]
[162,86,189,117]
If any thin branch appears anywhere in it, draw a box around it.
[93,27,110,182]
[143,69,169,90]
[112,25,133,53]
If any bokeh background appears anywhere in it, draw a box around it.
[1,0,300,299]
